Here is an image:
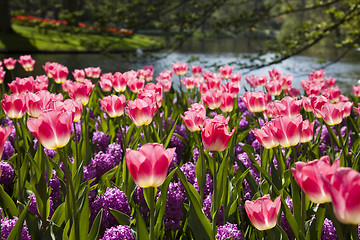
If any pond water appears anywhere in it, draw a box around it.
[1,38,360,95]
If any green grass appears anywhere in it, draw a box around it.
[0,25,164,52]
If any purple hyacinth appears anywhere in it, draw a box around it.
[180,162,196,184]
[0,161,14,193]
[71,120,81,142]
[281,197,294,240]
[106,143,122,164]
[100,225,134,240]
[28,193,54,219]
[90,187,130,229]
[238,116,249,130]
[203,193,224,225]
[1,217,31,240]
[321,218,337,240]
[163,182,184,231]
[48,170,61,208]
[216,222,243,240]
[132,186,149,218]
[89,152,117,179]
[194,173,213,199]
[92,131,109,153]
[251,139,261,154]
[168,124,187,164]
[193,148,199,163]
[238,99,247,113]
[2,140,13,160]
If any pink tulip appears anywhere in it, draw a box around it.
[99,73,113,92]
[181,76,195,89]
[127,77,145,93]
[253,122,279,149]
[315,102,344,126]
[268,68,282,81]
[108,72,124,92]
[272,115,302,147]
[308,69,325,81]
[206,75,222,90]
[27,109,74,150]
[222,82,240,97]
[322,86,341,103]
[159,70,173,80]
[321,167,360,224]
[292,156,339,204]
[100,95,126,118]
[342,101,353,118]
[325,77,336,87]
[91,67,101,78]
[280,75,293,90]
[8,77,35,95]
[266,80,282,96]
[241,91,267,113]
[63,99,83,122]
[126,97,157,126]
[300,120,314,143]
[264,102,280,119]
[256,75,267,87]
[18,55,35,72]
[52,64,69,84]
[201,90,221,110]
[72,69,85,82]
[273,97,302,118]
[126,143,175,188]
[3,57,17,70]
[0,68,5,84]
[156,79,172,93]
[201,115,234,152]
[43,62,58,78]
[245,75,258,88]
[191,65,202,77]
[143,65,154,82]
[302,80,325,96]
[220,92,235,113]
[67,79,95,105]
[1,94,26,119]
[219,66,233,79]
[34,75,49,92]
[245,194,281,231]
[229,73,242,84]
[181,109,206,132]
[353,85,360,97]
[144,83,163,102]
[25,91,52,117]
[172,62,188,76]
[287,87,300,98]
[0,126,13,160]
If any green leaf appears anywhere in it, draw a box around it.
[306,205,325,240]
[0,185,19,216]
[163,117,179,148]
[7,201,30,240]
[176,168,214,240]
[110,208,131,226]
[79,186,90,240]
[88,210,103,240]
[136,207,148,240]
[51,203,66,227]
[154,169,176,238]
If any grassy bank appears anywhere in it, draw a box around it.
[0,25,164,52]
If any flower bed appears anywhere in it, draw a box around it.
[0,55,360,239]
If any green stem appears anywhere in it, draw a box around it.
[212,151,218,236]
[59,148,79,240]
[194,132,205,204]
[13,119,23,203]
[148,187,155,240]
[143,125,151,142]
[351,224,360,240]
[73,122,80,171]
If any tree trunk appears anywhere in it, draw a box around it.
[0,0,13,33]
